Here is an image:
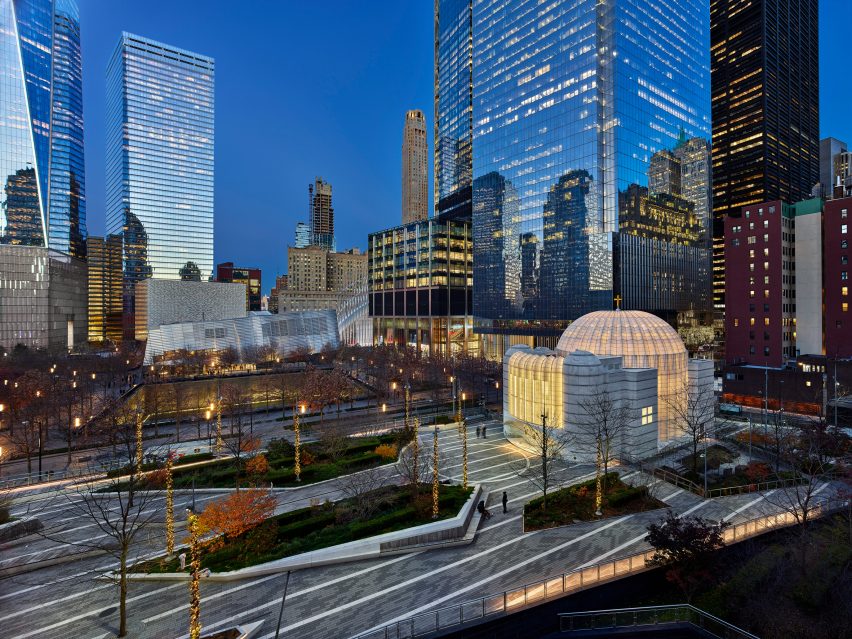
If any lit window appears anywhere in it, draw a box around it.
[749,318,755,326]
[764,290,770,298]
[763,234,769,242]
[806,381,812,387]
[842,209,848,218]
[749,290,755,298]
[843,225,848,234]
[764,317,770,326]
[748,236,756,244]
[764,248,770,256]
[749,263,755,272]
[749,249,755,258]
[764,347,770,356]
[734,318,739,327]
[749,222,755,230]
[764,220,769,228]
[641,406,653,425]
[843,272,849,281]
[764,276,770,284]
[844,303,849,313]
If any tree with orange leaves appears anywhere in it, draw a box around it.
[197,488,276,549]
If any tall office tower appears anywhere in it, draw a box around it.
[0,0,87,349]
[462,0,712,356]
[106,33,215,334]
[87,234,123,343]
[294,221,311,248]
[710,0,819,319]
[402,109,428,224]
[309,177,334,251]
[434,0,473,219]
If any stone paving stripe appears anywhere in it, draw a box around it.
[349,516,631,638]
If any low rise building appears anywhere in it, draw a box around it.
[368,212,475,355]
[216,261,262,311]
[134,279,246,341]
[143,309,339,364]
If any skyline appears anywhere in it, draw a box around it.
[79,0,850,295]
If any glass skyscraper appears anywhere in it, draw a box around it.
[106,32,215,294]
[0,0,85,255]
[0,0,87,349]
[452,0,712,352]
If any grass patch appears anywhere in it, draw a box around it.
[105,432,408,491]
[679,444,738,472]
[136,483,472,573]
[524,473,664,531]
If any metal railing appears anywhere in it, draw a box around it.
[559,604,759,638]
[352,498,847,639]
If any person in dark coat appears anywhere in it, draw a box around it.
[476,424,481,438]
[502,491,508,513]
[482,424,487,438]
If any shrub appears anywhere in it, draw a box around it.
[267,438,294,459]
[246,454,270,478]
[607,486,646,508]
[300,449,316,466]
[374,443,398,460]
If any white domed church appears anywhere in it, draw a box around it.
[502,310,714,462]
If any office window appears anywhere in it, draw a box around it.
[842,255,848,264]
[732,238,740,247]
[764,276,770,284]
[764,347,770,356]
[749,222,755,230]
[763,220,769,228]
[843,272,848,281]
[844,303,849,313]
[748,236,756,244]
[734,318,739,327]
[749,290,755,298]
[749,263,755,272]
[763,234,769,242]
[749,345,755,354]
[641,406,653,426]
[764,290,770,298]
[749,317,755,326]
[842,209,848,218]
[764,248,770,256]
[749,249,755,258]
[843,240,849,249]
[764,317,770,326]
[843,287,848,297]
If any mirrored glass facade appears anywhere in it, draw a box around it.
[434,0,473,219]
[106,32,215,287]
[0,0,85,256]
[467,0,712,346]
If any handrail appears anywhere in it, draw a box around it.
[351,498,847,639]
[558,604,759,638]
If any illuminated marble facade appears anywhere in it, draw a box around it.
[503,310,714,456]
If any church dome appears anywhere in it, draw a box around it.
[556,310,688,443]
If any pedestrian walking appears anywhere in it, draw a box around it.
[482,424,487,438]
[476,424,481,438]
[502,491,508,513]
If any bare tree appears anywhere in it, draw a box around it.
[765,420,836,573]
[665,381,715,474]
[397,436,431,487]
[318,421,349,463]
[577,389,631,493]
[514,414,572,511]
[335,466,390,519]
[37,419,158,637]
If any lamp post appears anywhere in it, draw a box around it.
[461,399,468,491]
[432,425,440,519]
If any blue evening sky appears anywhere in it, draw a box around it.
[80,0,851,295]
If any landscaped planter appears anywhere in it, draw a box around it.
[0,518,43,543]
[197,620,263,639]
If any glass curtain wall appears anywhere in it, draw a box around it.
[470,0,711,340]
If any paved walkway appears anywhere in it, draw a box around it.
[0,419,840,639]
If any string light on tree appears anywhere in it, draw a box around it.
[165,454,175,555]
[187,509,202,639]
[294,404,304,482]
[432,425,440,519]
[215,397,223,454]
[135,411,143,471]
[412,416,420,490]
